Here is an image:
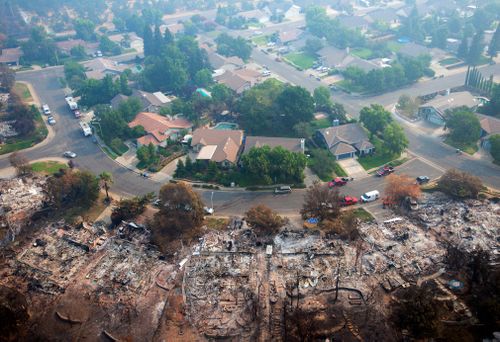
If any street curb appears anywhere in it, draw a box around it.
[0,81,55,160]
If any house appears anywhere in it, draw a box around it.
[419,91,479,125]
[161,23,184,36]
[243,136,305,155]
[318,46,381,72]
[110,90,176,113]
[364,8,402,27]
[0,48,23,66]
[83,58,128,80]
[238,9,269,24]
[207,51,244,70]
[214,68,261,94]
[477,113,500,150]
[337,15,370,32]
[397,42,431,59]
[108,32,143,51]
[128,112,192,147]
[277,28,304,45]
[191,128,244,166]
[55,39,87,54]
[316,123,374,160]
[284,5,302,21]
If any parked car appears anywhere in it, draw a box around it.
[340,196,358,206]
[63,151,77,158]
[416,176,430,184]
[42,104,51,115]
[47,116,56,125]
[274,186,292,194]
[361,190,379,203]
[275,57,282,62]
[204,206,214,215]
[376,165,394,177]
[328,177,348,187]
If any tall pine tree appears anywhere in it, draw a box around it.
[488,24,500,58]
[163,27,173,45]
[153,25,163,56]
[457,35,469,60]
[467,31,484,66]
[143,24,154,57]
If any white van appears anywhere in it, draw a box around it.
[361,190,379,203]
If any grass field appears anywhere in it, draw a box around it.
[439,57,461,66]
[310,117,331,130]
[30,161,68,174]
[284,52,316,70]
[357,136,401,170]
[387,41,402,53]
[13,83,33,102]
[252,35,269,46]
[444,137,478,155]
[351,47,373,59]
[0,107,48,155]
[335,79,366,94]
[350,208,374,222]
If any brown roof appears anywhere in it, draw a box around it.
[137,134,161,146]
[243,136,304,154]
[56,39,86,52]
[129,112,192,143]
[278,28,303,43]
[477,113,500,136]
[83,58,128,80]
[215,69,260,93]
[191,128,244,163]
[0,48,23,64]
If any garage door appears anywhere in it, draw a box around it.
[337,153,353,160]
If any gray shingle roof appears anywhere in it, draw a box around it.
[318,123,373,156]
[243,136,303,154]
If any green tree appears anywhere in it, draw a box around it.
[98,171,113,201]
[99,35,121,55]
[143,24,154,57]
[488,134,500,162]
[111,193,153,226]
[163,27,173,45]
[70,44,87,59]
[383,122,408,155]
[488,24,500,58]
[359,104,393,136]
[457,35,469,60]
[194,68,214,88]
[446,107,481,144]
[0,64,15,91]
[313,86,333,112]
[277,86,315,127]
[304,37,324,55]
[215,33,252,61]
[74,18,96,41]
[64,61,86,89]
[467,31,484,66]
[211,83,234,108]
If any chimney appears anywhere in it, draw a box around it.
[300,138,305,153]
[332,119,340,126]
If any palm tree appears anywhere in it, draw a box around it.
[98,171,113,202]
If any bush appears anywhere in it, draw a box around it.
[438,169,483,199]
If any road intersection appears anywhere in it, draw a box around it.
[1,32,499,218]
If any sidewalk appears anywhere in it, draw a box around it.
[0,81,56,161]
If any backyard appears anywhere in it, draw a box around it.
[284,52,317,70]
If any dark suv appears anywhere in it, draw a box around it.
[416,176,430,184]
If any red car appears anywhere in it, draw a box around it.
[376,165,395,177]
[341,196,358,206]
[328,177,348,187]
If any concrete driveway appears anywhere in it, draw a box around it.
[337,158,368,179]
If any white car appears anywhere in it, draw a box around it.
[42,104,51,115]
[63,151,77,158]
[204,206,214,215]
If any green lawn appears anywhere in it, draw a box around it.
[357,136,400,170]
[30,161,68,174]
[335,79,366,94]
[252,35,269,46]
[387,41,402,53]
[443,137,478,155]
[351,47,373,59]
[310,117,332,130]
[284,52,317,70]
[0,108,48,155]
[439,57,461,66]
[13,83,33,102]
[349,208,374,222]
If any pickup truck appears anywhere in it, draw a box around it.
[376,165,395,177]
